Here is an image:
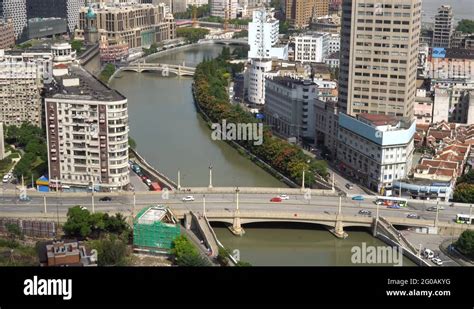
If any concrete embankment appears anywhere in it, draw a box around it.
[129,148,177,190]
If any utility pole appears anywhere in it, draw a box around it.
[236,187,239,212]
[338,196,342,215]
[91,179,95,214]
[470,204,473,226]
[301,169,305,190]
[434,201,439,228]
[43,195,47,214]
[132,189,136,219]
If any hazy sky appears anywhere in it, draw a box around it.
[421,0,474,21]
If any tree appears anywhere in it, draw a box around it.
[99,64,116,83]
[176,28,210,43]
[89,236,129,266]
[5,223,22,241]
[457,170,474,185]
[453,183,474,203]
[455,230,474,259]
[456,19,474,33]
[128,137,137,150]
[170,235,211,266]
[71,40,83,54]
[63,206,94,238]
[279,21,290,34]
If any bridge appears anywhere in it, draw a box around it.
[117,61,196,77]
[198,38,249,46]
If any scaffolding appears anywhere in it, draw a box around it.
[133,206,180,253]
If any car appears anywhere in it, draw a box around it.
[80,206,88,211]
[2,173,12,183]
[352,195,364,201]
[431,258,443,266]
[426,206,445,212]
[423,249,435,259]
[346,183,354,190]
[358,209,372,216]
[278,194,290,200]
[407,213,420,219]
[99,196,112,202]
[182,196,195,202]
[388,204,401,209]
[270,197,282,202]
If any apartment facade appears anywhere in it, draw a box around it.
[264,76,318,142]
[75,2,176,48]
[432,5,453,48]
[293,32,329,63]
[0,18,14,48]
[210,0,237,20]
[338,0,421,119]
[0,50,53,127]
[248,8,287,60]
[45,66,129,191]
[285,0,329,29]
[337,113,415,192]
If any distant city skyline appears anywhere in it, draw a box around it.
[422,0,474,22]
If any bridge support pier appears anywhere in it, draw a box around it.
[229,211,245,236]
[329,216,348,239]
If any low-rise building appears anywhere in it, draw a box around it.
[292,32,329,63]
[337,113,415,192]
[39,240,97,267]
[414,88,433,125]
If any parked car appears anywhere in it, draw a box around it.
[99,196,112,202]
[270,197,282,202]
[346,183,354,190]
[407,213,420,219]
[2,173,12,183]
[182,196,195,202]
[278,194,290,200]
[352,195,364,201]
[423,249,434,259]
[431,257,443,266]
[358,209,372,216]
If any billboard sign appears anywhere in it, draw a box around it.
[432,47,446,59]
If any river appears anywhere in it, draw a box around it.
[109,44,415,266]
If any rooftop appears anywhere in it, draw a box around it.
[44,65,125,101]
[357,113,399,126]
[267,76,315,88]
[445,48,474,60]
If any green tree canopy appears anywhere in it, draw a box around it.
[453,183,474,203]
[455,230,474,259]
[456,19,474,33]
[176,28,210,43]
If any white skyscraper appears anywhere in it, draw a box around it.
[210,0,237,19]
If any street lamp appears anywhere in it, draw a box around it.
[208,164,213,189]
[235,186,240,212]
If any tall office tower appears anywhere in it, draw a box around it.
[338,0,421,119]
[432,5,453,48]
[211,0,237,20]
[286,0,328,29]
[0,0,27,39]
[45,66,130,191]
[0,18,14,48]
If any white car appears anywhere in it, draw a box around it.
[279,194,290,200]
[2,173,12,183]
[431,258,443,266]
[182,196,195,202]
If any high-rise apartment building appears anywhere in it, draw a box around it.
[248,8,287,60]
[286,0,328,29]
[292,32,329,63]
[0,50,53,127]
[44,66,129,191]
[432,5,453,48]
[0,0,27,39]
[0,18,14,48]
[338,0,421,119]
[211,0,237,20]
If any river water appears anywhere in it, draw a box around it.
[109,44,415,266]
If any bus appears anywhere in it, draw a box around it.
[375,196,408,207]
[456,214,474,224]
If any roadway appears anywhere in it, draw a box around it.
[0,192,469,226]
